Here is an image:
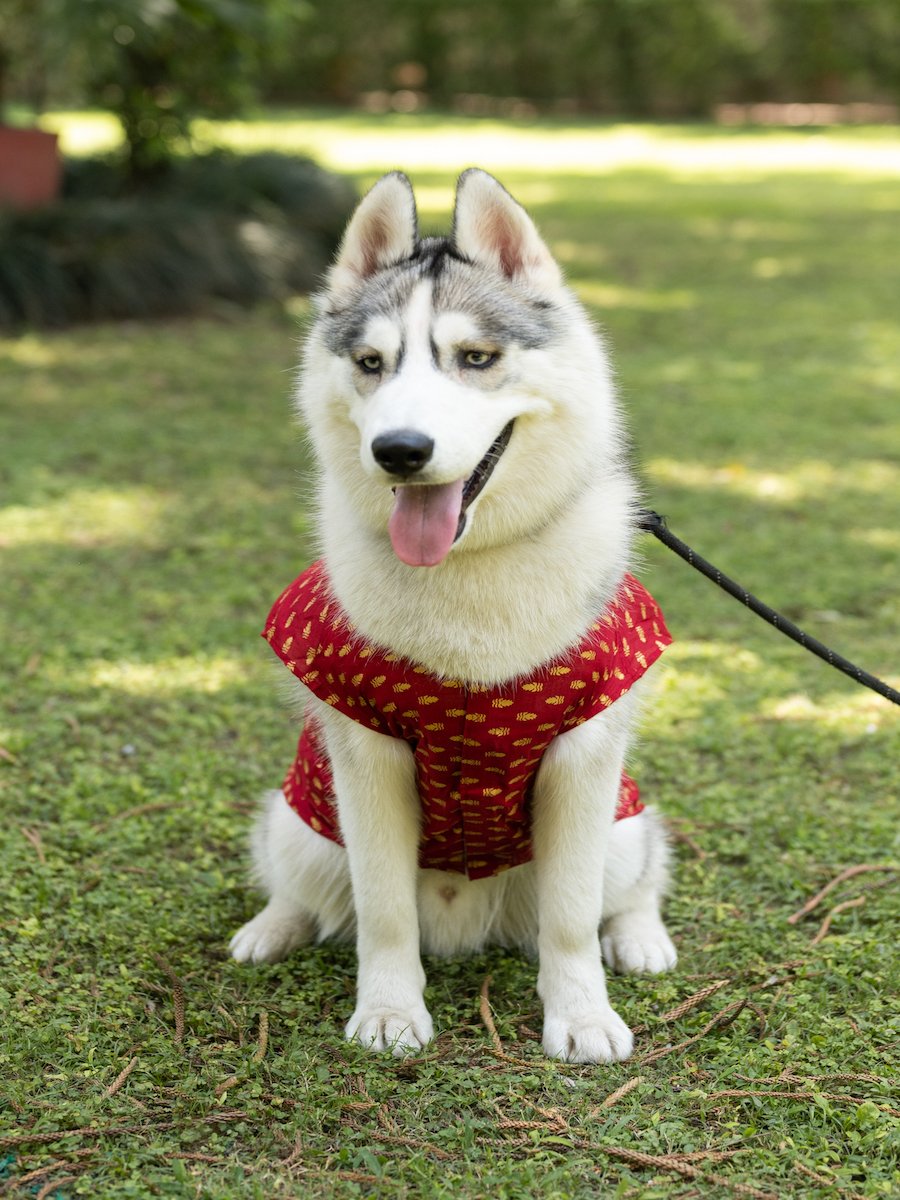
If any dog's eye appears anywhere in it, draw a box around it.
[462,350,497,369]
[356,354,383,374]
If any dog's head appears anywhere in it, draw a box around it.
[299,170,621,567]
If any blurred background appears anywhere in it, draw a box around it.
[1,0,900,325]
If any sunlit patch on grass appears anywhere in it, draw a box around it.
[85,654,251,695]
[0,336,64,368]
[762,689,897,731]
[751,255,808,279]
[575,281,697,311]
[43,110,900,179]
[850,527,900,551]
[647,457,899,504]
[0,487,168,548]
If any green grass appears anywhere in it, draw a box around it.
[2,111,899,1199]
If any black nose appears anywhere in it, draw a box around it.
[371,430,435,476]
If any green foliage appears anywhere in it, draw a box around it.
[1,114,899,1198]
[256,0,900,114]
[0,151,355,327]
[1,1,302,177]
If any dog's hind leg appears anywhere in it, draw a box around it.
[229,790,352,964]
[600,807,677,975]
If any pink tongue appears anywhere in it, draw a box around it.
[388,480,465,567]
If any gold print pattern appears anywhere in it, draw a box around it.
[267,561,671,880]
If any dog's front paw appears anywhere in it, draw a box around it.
[542,1007,634,1063]
[601,913,677,976]
[346,1006,434,1056]
[229,903,314,964]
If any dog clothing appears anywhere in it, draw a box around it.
[264,561,672,880]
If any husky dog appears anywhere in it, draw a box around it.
[230,170,677,1063]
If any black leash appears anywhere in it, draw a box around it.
[637,509,900,708]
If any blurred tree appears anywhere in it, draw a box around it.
[1,1,308,180]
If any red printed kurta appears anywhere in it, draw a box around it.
[263,561,672,880]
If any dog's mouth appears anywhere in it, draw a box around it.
[388,421,514,568]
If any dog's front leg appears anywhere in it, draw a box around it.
[532,694,638,1063]
[314,700,432,1056]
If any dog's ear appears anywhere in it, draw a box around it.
[329,172,417,294]
[452,169,562,291]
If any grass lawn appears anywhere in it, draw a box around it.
[2,111,899,1198]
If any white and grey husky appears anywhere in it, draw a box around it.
[231,169,677,1063]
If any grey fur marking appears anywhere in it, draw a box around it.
[322,236,561,356]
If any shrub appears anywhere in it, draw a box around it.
[0,152,356,328]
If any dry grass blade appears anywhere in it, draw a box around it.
[479,974,503,1056]
[20,826,46,865]
[94,800,183,831]
[787,864,896,924]
[152,954,186,1045]
[252,1011,269,1064]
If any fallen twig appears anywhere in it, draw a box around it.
[809,896,866,946]
[657,980,731,1023]
[477,975,536,1067]
[793,1160,867,1200]
[103,1055,139,1098]
[479,974,503,1056]
[703,1088,898,1115]
[593,1075,645,1112]
[639,999,749,1065]
[787,864,896,924]
[35,1176,78,1200]
[596,1145,772,1200]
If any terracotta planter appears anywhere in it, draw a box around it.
[0,125,62,210]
